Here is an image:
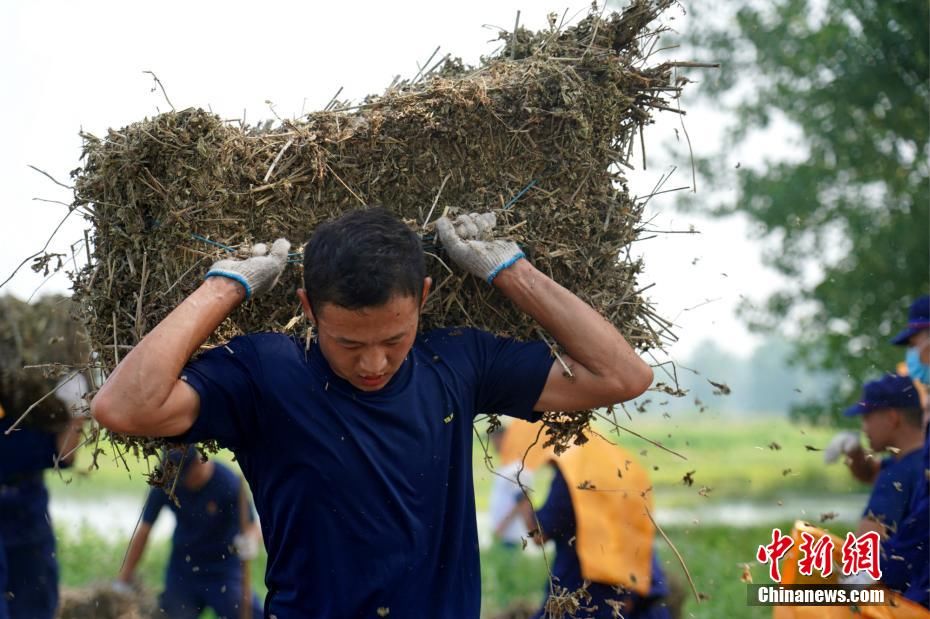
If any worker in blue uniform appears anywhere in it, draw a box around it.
[115,445,263,618]
[0,373,87,619]
[881,296,930,609]
[511,432,672,619]
[91,208,655,618]
[836,374,926,538]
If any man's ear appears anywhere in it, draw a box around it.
[883,408,901,431]
[297,289,316,324]
[420,277,433,310]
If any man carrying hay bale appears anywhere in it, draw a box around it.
[92,207,653,617]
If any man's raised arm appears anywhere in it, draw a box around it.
[436,213,652,412]
[91,240,290,437]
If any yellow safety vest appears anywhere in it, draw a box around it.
[499,419,552,471]
[550,433,654,595]
[775,521,930,619]
[896,362,928,410]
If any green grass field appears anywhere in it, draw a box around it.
[56,521,829,618]
[52,415,864,502]
[478,523,800,619]
[472,414,868,510]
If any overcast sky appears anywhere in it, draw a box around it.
[0,1,791,360]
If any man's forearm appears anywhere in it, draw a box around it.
[846,447,880,484]
[92,277,244,429]
[856,517,885,539]
[493,259,652,396]
[118,524,151,582]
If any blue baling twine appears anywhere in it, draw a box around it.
[190,179,536,263]
[190,233,303,263]
[503,179,537,210]
[420,178,539,248]
[190,233,236,253]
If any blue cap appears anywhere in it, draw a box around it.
[164,445,199,473]
[844,374,921,416]
[891,295,930,346]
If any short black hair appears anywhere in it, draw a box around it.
[303,207,426,313]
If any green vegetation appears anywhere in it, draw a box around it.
[482,521,866,618]
[55,416,862,504]
[57,522,837,619]
[50,418,868,617]
[654,523,789,619]
[473,416,868,510]
[683,0,930,420]
[46,443,242,499]
[56,527,267,619]
[57,526,171,590]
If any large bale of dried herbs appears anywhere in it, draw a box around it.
[70,2,691,447]
[0,295,88,432]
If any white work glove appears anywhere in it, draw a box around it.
[233,533,260,561]
[54,373,89,418]
[205,239,291,299]
[110,579,134,595]
[839,571,875,586]
[823,431,861,464]
[435,212,525,283]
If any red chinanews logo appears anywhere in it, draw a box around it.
[756,528,882,583]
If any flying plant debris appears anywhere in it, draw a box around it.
[68,1,704,452]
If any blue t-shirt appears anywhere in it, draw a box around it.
[0,419,59,482]
[178,328,553,618]
[881,428,929,608]
[862,449,924,532]
[141,461,250,578]
[533,467,670,619]
[0,418,61,546]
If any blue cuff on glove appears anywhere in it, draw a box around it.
[205,270,253,299]
[486,252,526,284]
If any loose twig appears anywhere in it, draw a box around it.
[143,70,175,111]
[3,370,82,435]
[27,165,73,190]
[646,505,702,604]
[423,173,453,227]
[0,207,79,291]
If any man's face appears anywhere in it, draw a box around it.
[299,281,430,392]
[861,409,896,452]
[907,329,930,364]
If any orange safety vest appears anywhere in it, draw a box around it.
[775,522,930,619]
[498,419,552,471]
[896,362,928,411]
[549,433,654,595]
